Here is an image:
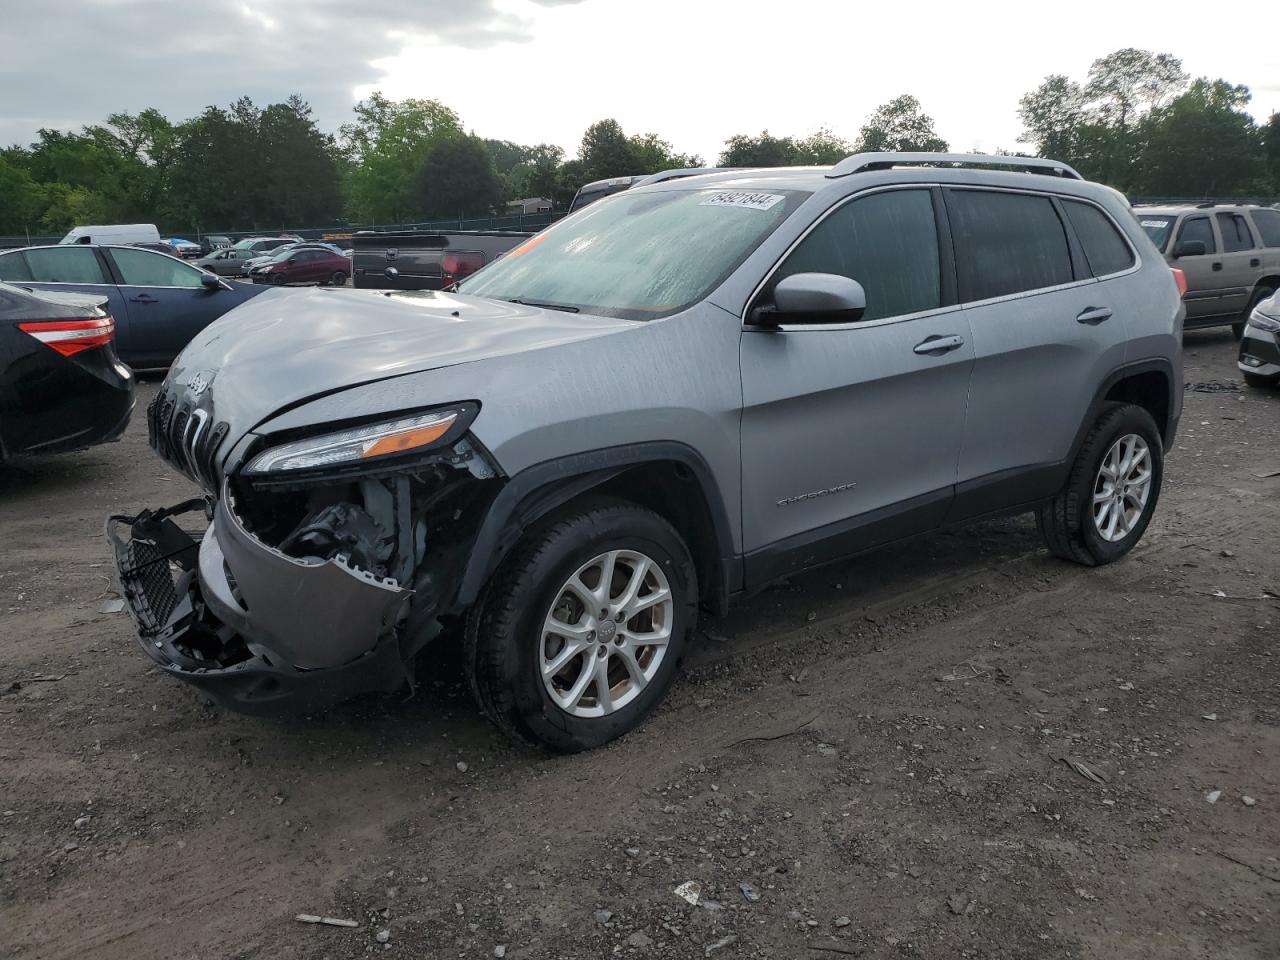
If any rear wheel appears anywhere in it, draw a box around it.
[330,270,347,287]
[1037,402,1163,566]
[465,498,697,752]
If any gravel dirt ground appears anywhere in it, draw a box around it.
[1,330,1277,960]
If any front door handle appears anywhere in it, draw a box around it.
[913,334,965,355]
[1076,306,1113,325]
[1251,258,1261,268]
[129,293,158,304]
[1212,261,1223,271]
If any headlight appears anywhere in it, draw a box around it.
[244,406,475,473]
[1247,310,1280,334]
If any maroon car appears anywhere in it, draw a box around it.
[250,248,350,286]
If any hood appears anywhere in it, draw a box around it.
[166,285,636,446]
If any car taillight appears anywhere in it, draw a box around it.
[442,251,485,287]
[1170,267,1187,298]
[18,316,115,357]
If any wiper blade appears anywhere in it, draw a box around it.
[507,297,580,313]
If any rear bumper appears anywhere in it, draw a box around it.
[1,350,134,457]
[107,496,412,715]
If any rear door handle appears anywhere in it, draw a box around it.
[129,293,158,304]
[1076,306,1113,325]
[1212,261,1223,271]
[1251,258,1261,268]
[913,334,965,355]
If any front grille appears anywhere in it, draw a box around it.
[147,389,228,489]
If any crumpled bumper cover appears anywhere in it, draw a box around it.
[107,496,412,715]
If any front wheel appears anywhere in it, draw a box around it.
[1037,402,1164,566]
[330,271,347,286]
[465,498,698,752]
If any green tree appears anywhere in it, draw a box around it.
[254,96,342,227]
[717,131,799,167]
[0,154,47,234]
[339,92,463,223]
[856,95,947,153]
[1261,113,1280,191]
[415,134,504,219]
[1018,49,1190,190]
[521,143,565,201]
[1138,79,1264,196]
[794,128,854,164]
[1018,75,1087,160]
[627,133,702,173]
[577,119,636,182]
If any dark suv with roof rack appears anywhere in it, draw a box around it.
[1134,202,1280,337]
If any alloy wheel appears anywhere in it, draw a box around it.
[1092,433,1152,542]
[539,549,673,718]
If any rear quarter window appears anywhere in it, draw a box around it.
[1248,209,1280,249]
[947,189,1073,302]
[1062,200,1135,277]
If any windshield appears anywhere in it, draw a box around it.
[460,187,809,320]
[1137,215,1175,251]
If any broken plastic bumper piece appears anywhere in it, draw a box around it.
[107,495,411,715]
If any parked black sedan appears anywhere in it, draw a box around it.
[0,281,134,461]
[0,245,269,369]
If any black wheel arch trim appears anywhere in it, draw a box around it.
[455,441,740,613]
[1076,357,1180,455]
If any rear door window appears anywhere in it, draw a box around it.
[1177,216,1217,253]
[24,247,108,284]
[111,247,204,287]
[0,252,32,282]
[1249,209,1280,248]
[1215,212,1254,252]
[1062,200,1135,277]
[774,188,941,321]
[946,190,1073,302]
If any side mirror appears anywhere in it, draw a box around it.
[201,272,224,290]
[1173,240,1207,258]
[752,272,867,325]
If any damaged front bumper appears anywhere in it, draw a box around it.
[107,495,413,715]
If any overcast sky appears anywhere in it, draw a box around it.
[3,0,1278,162]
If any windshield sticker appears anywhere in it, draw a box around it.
[700,191,785,212]
[1140,220,1168,228]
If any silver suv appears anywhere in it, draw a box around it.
[1134,202,1280,337]
[110,154,1184,751]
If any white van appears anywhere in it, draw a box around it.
[59,223,161,246]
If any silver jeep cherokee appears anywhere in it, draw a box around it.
[110,153,1184,751]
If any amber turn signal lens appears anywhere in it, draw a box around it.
[360,416,456,459]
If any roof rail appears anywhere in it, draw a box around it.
[632,167,731,187]
[827,152,1082,181]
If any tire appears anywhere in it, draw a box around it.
[1237,285,1278,339]
[465,497,698,752]
[271,273,287,286]
[331,271,347,287]
[1037,402,1164,566]
[1243,371,1277,389]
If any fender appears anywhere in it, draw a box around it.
[1075,356,1180,456]
[454,441,740,610]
